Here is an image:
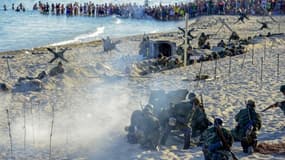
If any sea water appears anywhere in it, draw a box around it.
[0,0,190,52]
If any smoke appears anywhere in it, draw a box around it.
[4,79,137,159]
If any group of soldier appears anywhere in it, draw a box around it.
[125,85,285,159]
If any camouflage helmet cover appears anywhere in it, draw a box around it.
[247,99,255,108]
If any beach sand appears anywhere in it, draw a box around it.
[0,15,284,160]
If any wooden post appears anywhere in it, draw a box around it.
[241,52,246,69]
[23,102,26,151]
[252,44,254,65]
[214,59,217,80]
[229,54,232,77]
[260,57,263,84]
[2,56,14,78]
[6,109,13,159]
[49,102,55,160]
[184,13,189,67]
[264,40,266,60]
[277,54,280,79]
[30,100,35,146]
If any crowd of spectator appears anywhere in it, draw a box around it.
[2,1,285,21]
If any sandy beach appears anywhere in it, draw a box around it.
[0,15,285,160]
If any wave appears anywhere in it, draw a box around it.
[50,26,105,46]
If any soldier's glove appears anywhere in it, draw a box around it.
[208,141,223,152]
[168,117,176,126]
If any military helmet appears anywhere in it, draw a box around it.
[280,85,285,93]
[187,92,196,100]
[143,104,154,113]
[214,117,223,126]
[247,99,255,108]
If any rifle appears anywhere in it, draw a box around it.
[200,94,205,112]
[262,103,278,112]
[215,122,239,160]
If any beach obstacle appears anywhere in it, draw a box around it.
[2,55,15,78]
[6,109,13,160]
[47,47,69,63]
[102,37,121,53]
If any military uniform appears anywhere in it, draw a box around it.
[231,100,262,153]
[217,40,226,48]
[160,94,210,149]
[49,62,64,76]
[228,32,240,42]
[126,105,160,150]
[198,33,208,48]
[191,106,212,138]
[202,118,234,160]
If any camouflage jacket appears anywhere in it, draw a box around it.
[191,107,211,131]
[141,112,160,134]
[203,126,233,151]
[170,100,195,125]
[235,108,262,132]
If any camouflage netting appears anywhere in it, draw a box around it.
[255,142,285,154]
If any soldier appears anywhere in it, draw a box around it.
[49,61,64,76]
[231,100,262,153]
[202,118,235,160]
[203,42,211,49]
[217,40,226,48]
[228,32,240,42]
[198,32,208,49]
[160,93,204,149]
[126,104,160,150]
[262,85,285,114]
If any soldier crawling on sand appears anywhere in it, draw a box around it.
[49,61,64,76]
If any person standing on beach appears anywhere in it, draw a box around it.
[262,85,285,115]
[231,100,262,154]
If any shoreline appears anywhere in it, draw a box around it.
[1,13,284,56]
[0,31,177,56]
